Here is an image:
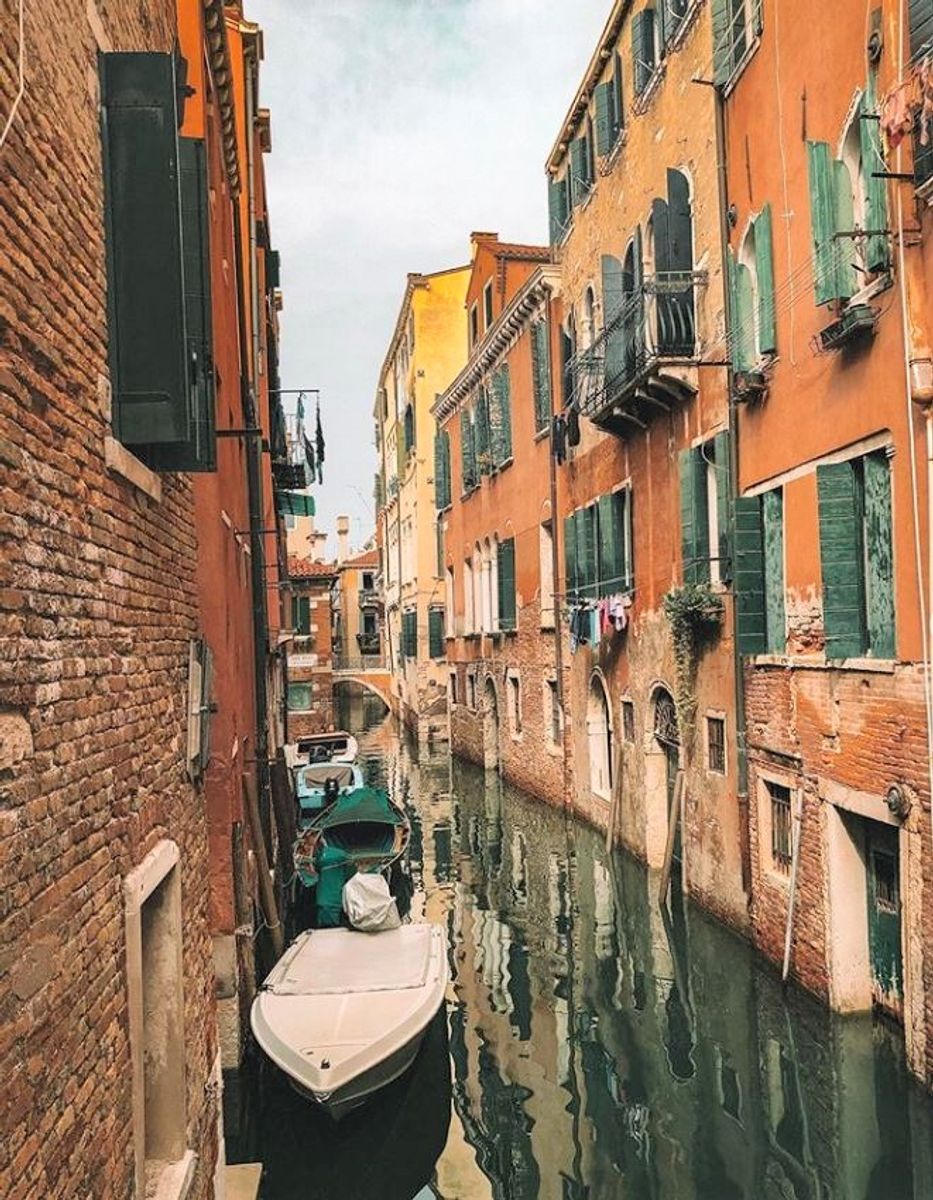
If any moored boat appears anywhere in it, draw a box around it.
[293,787,410,889]
[293,761,365,823]
[285,730,359,768]
[250,923,448,1119]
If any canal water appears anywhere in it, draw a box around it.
[240,698,933,1199]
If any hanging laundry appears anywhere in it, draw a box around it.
[880,77,916,152]
[315,401,326,484]
[610,593,632,632]
[920,54,933,148]
[303,433,316,479]
[566,403,581,448]
[296,392,305,425]
[598,598,611,637]
[552,413,567,465]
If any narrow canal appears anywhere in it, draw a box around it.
[238,697,933,1199]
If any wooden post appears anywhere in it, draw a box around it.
[658,768,685,906]
[782,790,804,983]
[243,772,284,958]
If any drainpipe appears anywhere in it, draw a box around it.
[713,80,752,899]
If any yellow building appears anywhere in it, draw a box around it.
[332,546,382,668]
[375,265,470,737]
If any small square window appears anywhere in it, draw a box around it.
[622,699,635,743]
[707,716,726,774]
[768,781,793,874]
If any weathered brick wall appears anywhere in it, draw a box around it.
[0,2,217,1194]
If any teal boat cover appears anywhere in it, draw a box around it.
[312,788,404,830]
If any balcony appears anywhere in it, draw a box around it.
[573,270,706,437]
[358,588,380,609]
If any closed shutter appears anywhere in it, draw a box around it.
[487,378,503,466]
[679,446,710,584]
[476,388,492,475]
[597,494,620,594]
[497,538,516,631]
[711,0,732,86]
[434,432,445,509]
[595,81,614,157]
[863,451,895,658]
[429,608,445,659]
[601,255,625,389]
[570,135,589,206]
[564,513,579,598]
[460,409,475,491]
[632,9,655,96]
[652,196,674,354]
[754,204,777,355]
[762,488,786,653]
[818,462,866,659]
[620,488,634,591]
[580,505,599,597]
[548,175,570,243]
[531,321,551,432]
[100,53,190,450]
[714,431,733,583]
[806,141,840,305]
[493,365,512,464]
[734,496,766,655]
[860,86,890,273]
[833,160,858,302]
[613,53,625,136]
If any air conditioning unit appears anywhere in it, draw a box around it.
[733,369,769,403]
[817,303,877,353]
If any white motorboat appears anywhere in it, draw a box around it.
[284,731,359,768]
[251,924,448,1119]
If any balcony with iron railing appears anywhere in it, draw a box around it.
[572,270,707,437]
[333,636,386,673]
[358,588,381,609]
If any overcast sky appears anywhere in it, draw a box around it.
[249,0,610,556]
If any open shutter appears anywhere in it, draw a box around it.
[818,462,865,659]
[712,0,732,85]
[601,255,625,389]
[734,496,766,655]
[570,136,588,206]
[487,378,503,466]
[762,488,786,653]
[548,175,569,244]
[434,431,448,509]
[714,431,733,583]
[597,494,619,594]
[863,452,896,658]
[494,365,512,464]
[621,488,634,591]
[860,87,890,273]
[806,141,840,305]
[679,447,709,584]
[632,8,655,95]
[833,159,858,302]
[497,539,517,631]
[583,506,599,597]
[476,388,492,475]
[564,513,579,598]
[754,204,777,355]
[460,409,475,491]
[100,53,190,450]
[613,52,625,137]
[728,250,754,372]
[595,81,614,157]
[531,321,551,432]
[666,168,695,355]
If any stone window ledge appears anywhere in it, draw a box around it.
[149,1150,196,1200]
[750,653,896,675]
[105,436,162,503]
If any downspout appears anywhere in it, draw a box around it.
[713,79,752,899]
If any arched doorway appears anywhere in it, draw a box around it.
[483,677,500,772]
[587,674,613,800]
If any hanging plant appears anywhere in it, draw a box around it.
[661,583,724,754]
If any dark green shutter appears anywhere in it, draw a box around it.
[581,506,599,597]
[293,594,311,636]
[564,513,579,598]
[818,462,866,659]
[613,53,625,137]
[734,496,766,654]
[597,494,622,594]
[621,488,634,591]
[754,204,777,354]
[712,0,731,85]
[497,538,516,631]
[714,431,733,583]
[595,81,614,156]
[864,451,896,658]
[632,8,655,95]
[100,53,190,449]
[493,365,512,464]
[762,488,786,653]
[602,255,625,388]
[460,409,475,491]
[531,321,551,432]
[861,85,890,273]
[679,447,710,584]
[435,430,451,509]
[806,141,840,305]
[429,608,445,658]
[910,0,933,55]
[833,159,858,302]
[476,389,492,474]
[570,135,589,206]
[548,175,569,243]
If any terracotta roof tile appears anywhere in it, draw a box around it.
[493,242,551,262]
[341,549,379,569]
[287,555,337,579]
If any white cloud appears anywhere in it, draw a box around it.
[249,0,610,552]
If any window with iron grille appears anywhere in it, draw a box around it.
[622,699,635,743]
[768,781,793,874]
[707,716,726,774]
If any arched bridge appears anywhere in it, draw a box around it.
[331,655,393,710]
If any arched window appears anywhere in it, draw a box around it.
[622,230,644,377]
[651,169,694,357]
[587,674,613,799]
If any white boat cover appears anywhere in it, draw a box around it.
[265,926,430,996]
[343,873,401,933]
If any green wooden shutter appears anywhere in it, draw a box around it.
[762,488,786,653]
[863,451,895,658]
[833,159,858,302]
[807,141,840,305]
[818,462,866,659]
[548,175,569,244]
[861,85,890,273]
[476,389,492,475]
[752,0,763,35]
[754,204,777,355]
[494,365,512,464]
[293,594,311,636]
[570,136,589,206]
[602,255,626,388]
[595,81,614,156]
[735,260,756,371]
[613,53,625,136]
[632,9,655,95]
[564,513,579,598]
[679,447,710,584]
[582,506,599,597]
[734,495,766,655]
[621,488,634,591]
[712,0,731,85]
[531,321,551,432]
[435,432,445,509]
[487,378,502,466]
[460,409,475,491]
[100,53,190,450]
[497,538,516,631]
[429,608,445,658]
[714,431,733,583]
[443,432,451,507]
[597,494,614,594]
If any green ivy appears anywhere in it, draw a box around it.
[662,583,724,754]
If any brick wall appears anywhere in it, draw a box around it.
[0,2,218,1194]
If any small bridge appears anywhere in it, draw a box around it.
[331,656,393,709]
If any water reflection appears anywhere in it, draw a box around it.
[250,704,933,1199]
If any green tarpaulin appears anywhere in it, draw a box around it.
[277,491,315,518]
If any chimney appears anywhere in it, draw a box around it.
[336,515,349,564]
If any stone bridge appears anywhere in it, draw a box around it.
[331,656,392,710]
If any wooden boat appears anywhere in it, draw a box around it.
[293,787,410,889]
[293,761,365,824]
[285,731,359,768]
[250,923,449,1119]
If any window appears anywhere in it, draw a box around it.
[445,565,455,636]
[548,172,571,245]
[428,608,445,659]
[401,609,418,658]
[560,315,576,408]
[287,683,313,712]
[407,311,415,353]
[483,281,494,330]
[449,669,458,705]
[564,488,634,601]
[402,403,416,458]
[469,302,479,349]
[622,699,635,743]
[539,521,555,628]
[735,485,786,655]
[547,680,561,745]
[497,537,517,632]
[631,6,657,97]
[768,781,793,874]
[460,408,477,493]
[292,594,311,635]
[730,205,776,370]
[569,123,594,206]
[434,429,452,509]
[531,319,552,433]
[463,557,475,633]
[712,0,762,88]
[817,451,895,659]
[467,671,477,710]
[508,673,522,736]
[594,53,624,157]
[99,54,216,471]
[679,433,731,586]
[707,715,726,774]
[361,572,374,592]
[361,610,377,637]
